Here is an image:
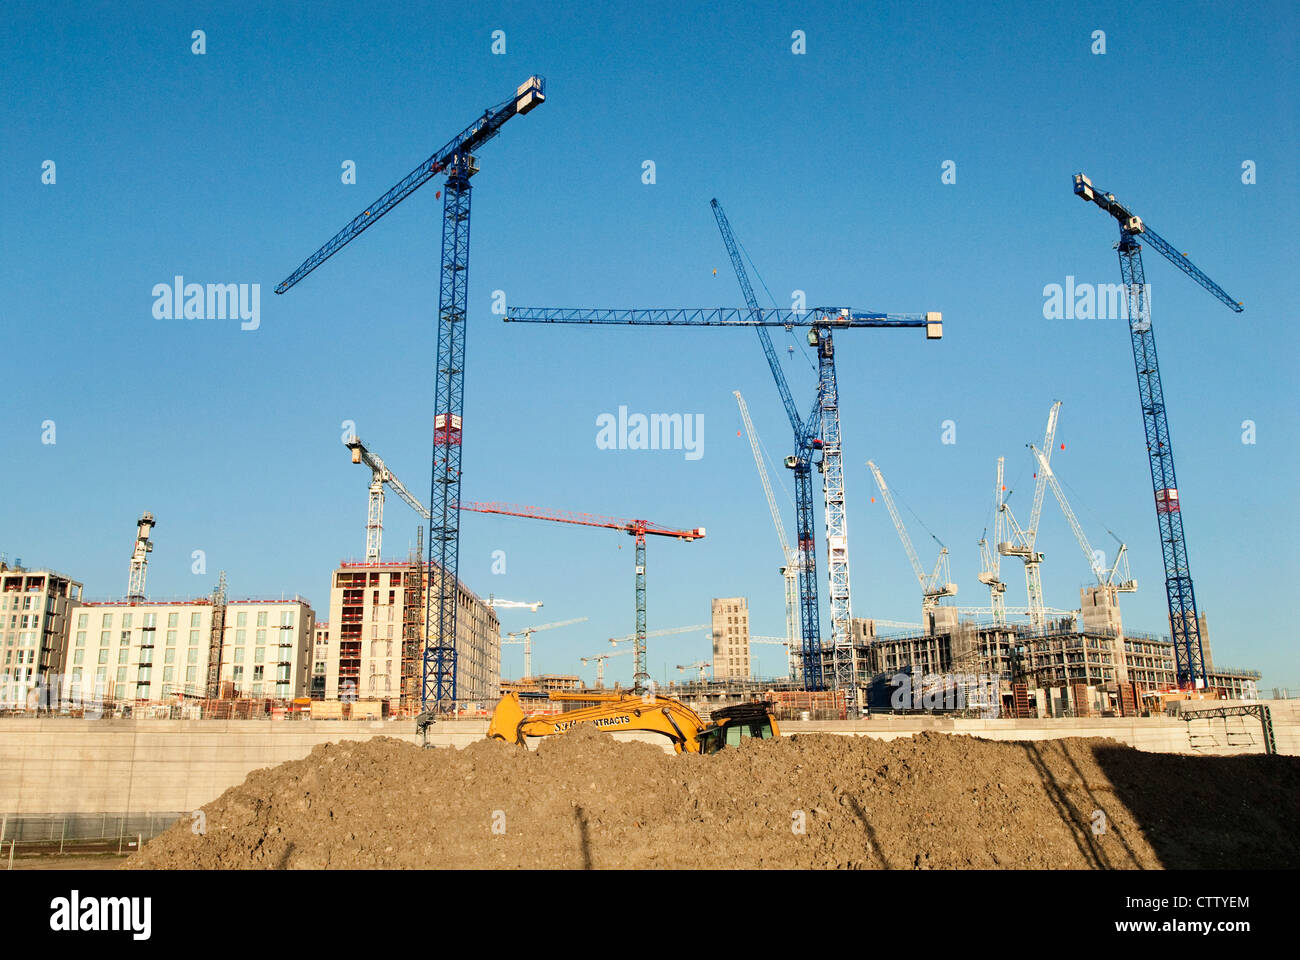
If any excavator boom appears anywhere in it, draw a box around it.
[487,692,779,754]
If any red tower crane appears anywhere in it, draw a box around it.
[454,500,704,692]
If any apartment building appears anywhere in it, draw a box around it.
[64,600,215,702]
[311,621,329,699]
[711,597,750,681]
[215,600,315,700]
[0,564,83,700]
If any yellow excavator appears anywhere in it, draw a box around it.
[487,691,780,754]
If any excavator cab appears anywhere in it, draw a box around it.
[697,702,780,755]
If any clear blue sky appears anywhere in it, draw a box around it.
[3,1,1296,690]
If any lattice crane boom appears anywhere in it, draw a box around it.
[1073,172,1243,686]
[275,78,545,295]
[734,390,799,655]
[867,461,957,614]
[1028,401,1062,545]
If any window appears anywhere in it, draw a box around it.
[185,666,196,683]
[234,648,244,663]
[75,631,86,646]
[233,665,243,680]
[254,648,265,664]
[166,630,176,646]
[77,613,88,629]
[190,612,201,628]
[122,614,132,629]
[163,667,175,683]
[236,612,247,627]
[120,631,130,645]
[143,613,156,628]
[253,665,264,681]
[73,650,84,665]
[167,613,178,628]
[236,629,246,644]
[101,613,112,628]
[187,649,198,664]
[137,667,151,683]
[116,667,127,683]
[98,650,108,664]
[281,610,293,627]
[164,649,175,664]
[257,611,268,627]
[189,631,200,645]
[256,629,266,645]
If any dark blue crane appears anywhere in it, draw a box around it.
[505,305,943,692]
[276,77,546,710]
[1073,172,1244,689]
[710,198,832,692]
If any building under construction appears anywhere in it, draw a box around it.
[324,558,500,713]
[825,602,1260,717]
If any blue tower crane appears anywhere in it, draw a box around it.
[504,305,943,691]
[1072,172,1244,689]
[275,77,546,710]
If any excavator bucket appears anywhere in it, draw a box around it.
[487,692,527,744]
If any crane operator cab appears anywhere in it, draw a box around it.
[697,701,780,755]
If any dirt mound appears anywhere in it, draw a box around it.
[127,729,1300,869]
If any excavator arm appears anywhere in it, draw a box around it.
[487,692,780,754]
[488,691,709,753]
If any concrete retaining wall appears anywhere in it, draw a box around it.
[2,700,1294,816]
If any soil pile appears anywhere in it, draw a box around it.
[127,729,1300,869]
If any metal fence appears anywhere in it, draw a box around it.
[0,812,187,865]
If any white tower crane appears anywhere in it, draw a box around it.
[502,616,588,680]
[998,402,1061,630]
[866,461,958,618]
[346,437,429,562]
[1029,445,1137,592]
[749,635,796,679]
[486,596,544,612]
[733,391,799,653]
[677,661,711,682]
[608,624,708,648]
[127,511,155,602]
[581,647,632,688]
[977,457,1008,625]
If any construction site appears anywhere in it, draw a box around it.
[3,65,1296,880]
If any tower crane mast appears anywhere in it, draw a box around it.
[126,511,155,602]
[276,76,546,711]
[998,403,1061,630]
[1073,172,1243,687]
[977,457,1008,625]
[346,437,430,561]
